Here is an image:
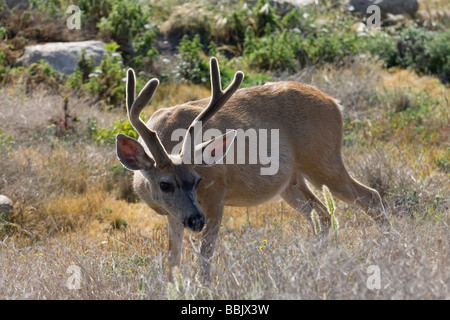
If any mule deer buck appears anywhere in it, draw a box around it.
[116,57,390,278]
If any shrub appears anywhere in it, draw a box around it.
[173,34,273,87]
[97,0,151,62]
[243,27,300,72]
[0,49,9,83]
[67,42,126,108]
[364,27,450,83]
[173,34,209,84]
[303,30,362,65]
[416,29,450,83]
[0,127,14,153]
[65,49,96,92]
[7,59,63,95]
[29,0,64,18]
[78,0,113,27]
[88,116,137,145]
[132,25,159,71]
[107,164,138,203]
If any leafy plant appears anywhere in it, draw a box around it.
[0,127,14,152]
[244,27,300,72]
[323,185,339,235]
[173,34,209,84]
[82,42,126,107]
[10,59,63,94]
[78,0,113,27]
[364,27,450,83]
[0,49,9,83]
[29,0,64,17]
[132,25,159,70]
[97,0,151,62]
[88,116,137,145]
[65,49,96,92]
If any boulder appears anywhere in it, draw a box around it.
[15,40,108,75]
[0,195,14,218]
[347,0,419,18]
[6,0,29,10]
[271,0,317,8]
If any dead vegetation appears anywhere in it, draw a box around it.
[0,58,448,299]
[0,0,448,300]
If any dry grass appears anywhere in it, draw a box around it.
[0,203,448,299]
[0,60,449,299]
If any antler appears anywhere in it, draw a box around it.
[180,57,244,160]
[126,69,171,168]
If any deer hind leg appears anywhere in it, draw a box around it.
[305,159,390,228]
[281,173,331,233]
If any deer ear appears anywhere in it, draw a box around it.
[194,130,236,166]
[116,133,154,170]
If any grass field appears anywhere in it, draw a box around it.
[0,0,449,300]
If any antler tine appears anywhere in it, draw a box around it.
[199,57,244,125]
[126,69,135,116]
[180,57,244,159]
[126,69,171,168]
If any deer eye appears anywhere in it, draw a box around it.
[159,181,174,193]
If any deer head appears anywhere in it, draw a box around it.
[115,58,244,232]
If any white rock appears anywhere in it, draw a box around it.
[0,195,14,218]
[16,40,108,75]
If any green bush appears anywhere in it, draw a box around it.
[304,30,362,65]
[0,127,14,152]
[173,34,273,87]
[173,34,209,84]
[65,49,96,92]
[132,25,159,70]
[67,42,126,108]
[78,0,113,27]
[88,116,137,145]
[364,27,450,83]
[243,27,300,72]
[97,0,151,62]
[218,0,282,54]
[9,59,63,94]
[29,0,64,17]
[0,50,9,83]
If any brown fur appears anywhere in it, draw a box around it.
[118,60,389,279]
[133,82,389,277]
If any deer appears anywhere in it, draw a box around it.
[116,57,390,279]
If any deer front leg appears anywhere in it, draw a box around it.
[199,195,224,281]
[167,214,184,275]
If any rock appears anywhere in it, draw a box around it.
[347,0,419,18]
[6,0,29,10]
[15,40,108,75]
[271,0,318,8]
[0,195,14,218]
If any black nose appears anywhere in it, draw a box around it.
[186,213,205,232]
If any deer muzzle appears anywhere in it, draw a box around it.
[185,212,205,232]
